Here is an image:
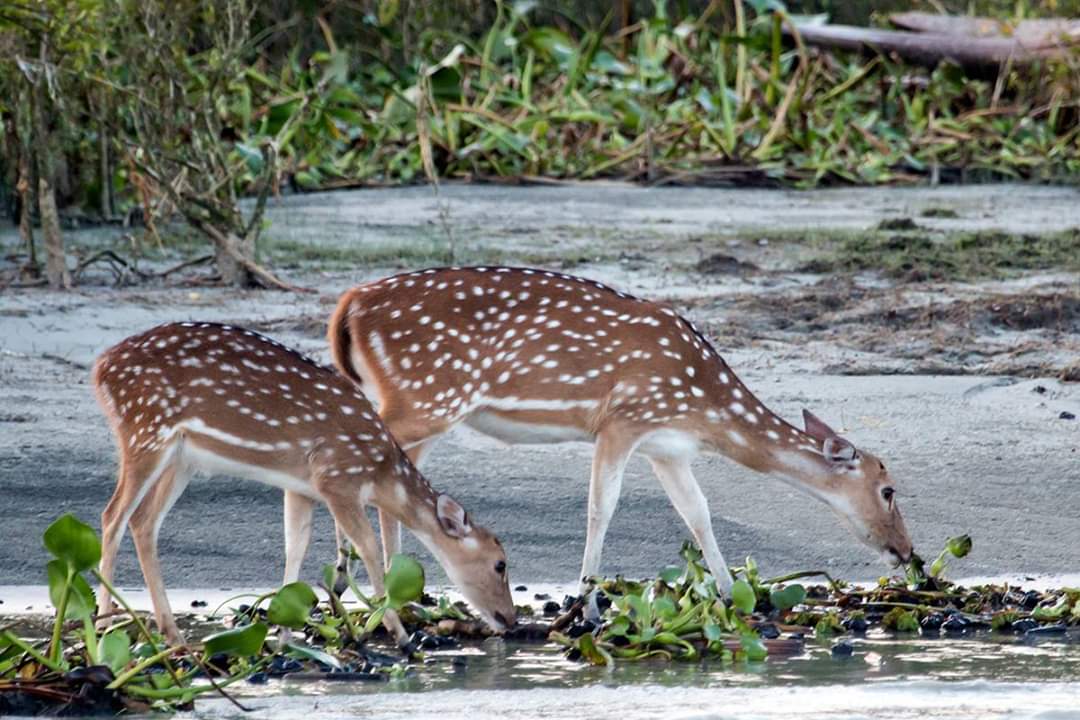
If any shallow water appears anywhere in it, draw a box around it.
[184,630,1080,720]
[4,585,1079,719]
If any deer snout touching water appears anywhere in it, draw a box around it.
[92,322,515,645]
[329,266,914,592]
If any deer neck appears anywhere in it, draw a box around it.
[364,467,459,556]
[699,387,836,502]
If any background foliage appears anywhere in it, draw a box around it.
[1,0,1078,285]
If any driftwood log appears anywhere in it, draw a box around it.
[890,12,1080,45]
[786,14,1079,71]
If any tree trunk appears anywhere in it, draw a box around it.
[98,120,113,219]
[2,113,13,221]
[18,166,36,275]
[213,230,255,286]
[30,49,69,289]
[7,110,39,277]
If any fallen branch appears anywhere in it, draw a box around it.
[787,23,1072,71]
[187,216,313,293]
[72,249,150,285]
[157,254,214,278]
[890,12,1080,46]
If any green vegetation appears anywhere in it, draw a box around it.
[801,227,1080,280]
[4,516,1079,712]
[2,1,1079,287]
[551,546,774,664]
[554,536,1080,665]
[0,514,424,713]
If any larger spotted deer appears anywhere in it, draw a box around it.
[92,322,515,646]
[329,267,913,593]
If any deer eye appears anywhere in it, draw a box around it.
[494,560,506,575]
[881,487,895,504]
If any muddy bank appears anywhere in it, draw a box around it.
[0,183,1078,590]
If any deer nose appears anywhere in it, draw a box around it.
[494,611,514,629]
[888,546,912,563]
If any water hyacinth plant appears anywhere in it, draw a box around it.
[551,544,792,665]
[552,536,1080,666]
[3,516,1078,713]
[0,514,426,714]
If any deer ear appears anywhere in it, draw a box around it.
[436,494,472,538]
[823,436,858,464]
[803,409,839,443]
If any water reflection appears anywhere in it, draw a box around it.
[255,629,1080,698]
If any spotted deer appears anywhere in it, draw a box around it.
[329,267,913,593]
[92,322,515,646]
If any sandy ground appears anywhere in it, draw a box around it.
[0,183,1078,595]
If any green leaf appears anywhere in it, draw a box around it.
[100,630,131,674]
[284,642,342,671]
[576,633,610,666]
[235,143,264,174]
[429,66,462,101]
[267,582,318,629]
[591,50,632,76]
[946,534,972,559]
[652,596,678,620]
[1033,598,1070,621]
[384,554,425,609]
[377,0,399,26]
[658,565,682,585]
[703,623,723,642]
[740,634,768,662]
[322,564,337,593]
[815,615,839,637]
[627,594,652,625]
[605,615,631,637]
[730,580,756,615]
[202,623,268,657]
[44,514,101,572]
[769,584,806,611]
[364,607,386,635]
[896,612,920,633]
[522,27,576,69]
[46,559,95,620]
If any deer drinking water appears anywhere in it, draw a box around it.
[92,322,515,645]
[329,267,914,593]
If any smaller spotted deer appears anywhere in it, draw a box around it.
[92,322,515,645]
[330,267,914,593]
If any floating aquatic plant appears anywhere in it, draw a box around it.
[3,516,1078,714]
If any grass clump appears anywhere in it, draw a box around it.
[804,228,1080,280]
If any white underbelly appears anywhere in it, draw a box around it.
[183,443,320,500]
[464,411,592,445]
[636,428,701,459]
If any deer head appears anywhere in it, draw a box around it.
[424,494,516,631]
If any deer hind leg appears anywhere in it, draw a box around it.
[283,490,316,585]
[578,427,641,592]
[318,478,409,648]
[97,448,174,628]
[646,455,735,594]
[126,452,194,644]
